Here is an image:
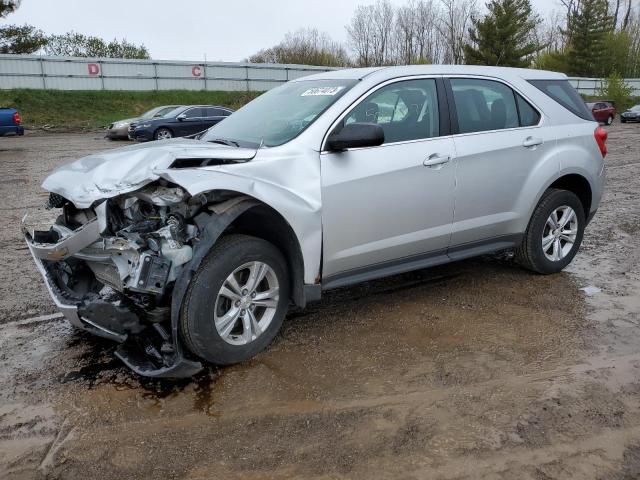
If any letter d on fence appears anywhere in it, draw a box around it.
[88,63,100,75]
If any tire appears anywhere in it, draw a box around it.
[606,115,614,125]
[179,234,290,365]
[515,189,585,274]
[154,127,173,140]
[621,118,627,123]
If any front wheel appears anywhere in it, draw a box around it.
[154,127,173,140]
[515,189,585,274]
[179,234,290,365]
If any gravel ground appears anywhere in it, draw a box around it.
[0,125,639,479]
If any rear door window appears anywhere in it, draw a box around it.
[205,107,229,117]
[450,78,519,133]
[184,108,203,119]
[527,79,593,121]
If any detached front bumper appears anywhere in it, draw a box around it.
[23,215,202,378]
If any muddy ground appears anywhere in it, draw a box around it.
[0,125,639,480]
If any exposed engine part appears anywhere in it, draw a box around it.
[131,253,171,294]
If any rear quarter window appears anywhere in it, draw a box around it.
[528,79,593,121]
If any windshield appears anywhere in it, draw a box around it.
[141,106,176,119]
[201,79,357,147]
[631,105,640,112]
[160,106,187,118]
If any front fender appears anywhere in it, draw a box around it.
[158,155,322,286]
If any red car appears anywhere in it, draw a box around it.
[586,101,616,125]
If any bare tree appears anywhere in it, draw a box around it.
[395,3,417,64]
[534,9,566,56]
[414,0,445,63]
[248,28,350,66]
[393,0,444,64]
[347,0,396,66]
[439,0,477,64]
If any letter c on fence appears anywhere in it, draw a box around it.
[192,66,202,77]
[88,63,100,75]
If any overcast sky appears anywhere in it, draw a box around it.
[8,0,560,61]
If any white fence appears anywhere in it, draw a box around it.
[0,54,335,91]
[568,77,640,96]
[1,54,639,95]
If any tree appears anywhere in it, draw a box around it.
[44,32,150,59]
[346,0,396,66]
[394,0,443,64]
[0,0,19,18]
[562,0,614,76]
[0,24,46,53]
[464,0,541,67]
[439,0,477,64]
[0,0,47,54]
[598,72,633,110]
[248,28,349,67]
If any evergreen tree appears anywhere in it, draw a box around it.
[464,0,541,67]
[563,0,614,76]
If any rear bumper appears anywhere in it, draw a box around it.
[0,125,24,136]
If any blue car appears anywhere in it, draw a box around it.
[0,107,25,136]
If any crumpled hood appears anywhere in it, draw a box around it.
[42,139,257,208]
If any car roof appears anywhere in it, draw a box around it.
[295,65,568,83]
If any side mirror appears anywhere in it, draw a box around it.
[327,122,384,151]
[177,113,187,121]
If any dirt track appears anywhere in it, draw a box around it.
[1,125,639,479]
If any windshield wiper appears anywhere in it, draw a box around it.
[209,138,240,147]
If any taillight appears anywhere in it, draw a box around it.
[594,126,607,158]
[12,111,21,125]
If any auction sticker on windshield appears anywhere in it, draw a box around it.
[301,86,345,96]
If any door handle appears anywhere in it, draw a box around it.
[522,136,543,148]
[423,154,451,167]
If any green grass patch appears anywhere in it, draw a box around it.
[0,89,262,130]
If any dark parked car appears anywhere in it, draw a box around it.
[586,101,616,125]
[0,107,24,136]
[128,105,234,141]
[106,105,182,140]
[621,104,640,123]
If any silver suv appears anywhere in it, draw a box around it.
[24,66,607,377]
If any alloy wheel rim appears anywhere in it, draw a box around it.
[214,261,280,346]
[542,205,578,262]
[157,129,172,140]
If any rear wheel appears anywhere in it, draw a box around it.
[154,127,173,140]
[179,234,290,365]
[515,189,585,274]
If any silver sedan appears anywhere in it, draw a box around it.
[105,105,182,139]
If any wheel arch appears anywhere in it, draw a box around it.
[155,126,173,138]
[220,201,308,309]
[546,173,592,216]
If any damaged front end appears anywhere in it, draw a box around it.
[23,182,252,378]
